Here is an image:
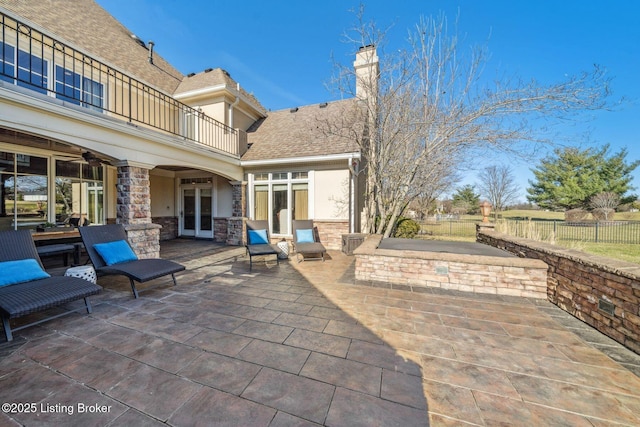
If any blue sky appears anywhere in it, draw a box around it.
[97,0,640,202]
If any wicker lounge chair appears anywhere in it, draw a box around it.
[245,220,280,270]
[0,229,102,342]
[292,220,326,262]
[79,224,185,298]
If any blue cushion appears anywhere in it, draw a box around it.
[248,229,269,245]
[296,229,314,243]
[0,259,50,287]
[93,240,138,266]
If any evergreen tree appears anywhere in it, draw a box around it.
[452,185,481,214]
[527,145,638,210]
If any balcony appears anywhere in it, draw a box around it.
[0,11,243,157]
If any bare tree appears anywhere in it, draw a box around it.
[325,7,610,237]
[477,165,520,212]
[589,191,620,221]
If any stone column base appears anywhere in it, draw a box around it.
[125,223,162,259]
[226,217,245,246]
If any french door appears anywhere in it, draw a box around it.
[180,186,213,238]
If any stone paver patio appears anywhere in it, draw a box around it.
[1,239,640,426]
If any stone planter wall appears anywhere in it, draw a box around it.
[477,228,640,354]
[353,234,548,298]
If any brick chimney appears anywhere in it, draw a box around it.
[353,45,379,100]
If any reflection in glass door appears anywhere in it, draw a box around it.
[199,188,212,234]
[181,187,213,238]
[182,188,196,236]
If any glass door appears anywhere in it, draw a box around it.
[180,186,213,238]
[199,188,212,238]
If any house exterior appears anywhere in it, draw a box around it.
[0,0,375,254]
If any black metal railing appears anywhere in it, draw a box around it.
[497,219,640,244]
[0,11,241,157]
[418,218,640,245]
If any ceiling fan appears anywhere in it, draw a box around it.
[82,151,103,167]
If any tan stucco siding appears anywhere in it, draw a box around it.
[314,169,349,220]
[150,174,176,217]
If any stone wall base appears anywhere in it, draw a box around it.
[124,223,161,259]
[152,217,178,241]
[226,217,244,246]
[314,220,349,251]
[214,217,228,243]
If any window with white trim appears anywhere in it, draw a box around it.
[252,172,309,235]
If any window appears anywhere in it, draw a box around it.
[0,42,15,84]
[0,42,104,111]
[55,65,104,111]
[1,42,49,93]
[55,160,104,226]
[251,172,309,236]
[0,152,49,231]
[17,47,48,94]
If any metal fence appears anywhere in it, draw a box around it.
[419,218,640,244]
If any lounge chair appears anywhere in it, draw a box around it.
[292,220,326,262]
[79,224,185,298]
[245,220,280,270]
[0,230,102,342]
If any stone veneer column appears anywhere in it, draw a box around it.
[116,162,161,259]
[226,180,246,246]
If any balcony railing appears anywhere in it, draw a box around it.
[0,11,241,157]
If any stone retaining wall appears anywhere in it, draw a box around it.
[477,228,640,354]
[353,234,548,298]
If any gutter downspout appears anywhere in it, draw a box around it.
[348,156,357,233]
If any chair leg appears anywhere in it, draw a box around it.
[2,316,13,342]
[129,278,140,299]
[171,273,178,287]
[84,297,93,314]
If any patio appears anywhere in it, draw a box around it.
[1,238,640,426]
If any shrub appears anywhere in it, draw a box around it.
[393,217,421,238]
[565,209,588,222]
[592,208,615,221]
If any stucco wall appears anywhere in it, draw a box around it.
[478,228,640,354]
[314,169,349,220]
[150,174,175,217]
[216,179,233,218]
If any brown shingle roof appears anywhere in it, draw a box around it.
[242,99,362,162]
[174,68,265,112]
[0,0,183,93]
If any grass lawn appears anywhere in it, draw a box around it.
[418,211,640,265]
[557,241,640,265]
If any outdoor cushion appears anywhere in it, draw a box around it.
[0,259,50,287]
[93,240,138,266]
[248,229,269,245]
[296,229,314,243]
